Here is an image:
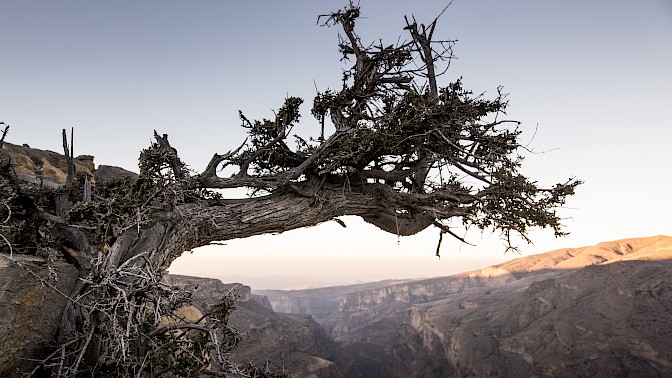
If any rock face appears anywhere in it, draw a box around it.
[263,236,672,377]
[0,254,79,377]
[0,142,136,376]
[2,233,671,377]
[407,260,672,377]
[165,274,273,311]
[165,274,353,377]
[325,236,672,339]
[2,141,137,186]
[94,164,138,183]
[256,279,412,321]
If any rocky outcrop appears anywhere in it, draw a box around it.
[165,274,353,377]
[165,274,273,311]
[0,254,79,377]
[256,279,412,321]
[94,164,138,183]
[322,264,535,343]
[411,260,672,377]
[2,142,94,183]
[2,141,137,185]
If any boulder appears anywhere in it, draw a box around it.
[0,255,78,377]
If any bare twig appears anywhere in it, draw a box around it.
[0,123,9,149]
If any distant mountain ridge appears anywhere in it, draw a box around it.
[261,236,671,337]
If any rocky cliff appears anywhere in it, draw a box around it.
[263,236,672,377]
[325,236,672,339]
[3,235,671,377]
[410,259,672,377]
[165,274,353,378]
[256,279,412,321]
[0,142,137,376]
[2,141,137,186]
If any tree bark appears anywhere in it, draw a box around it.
[125,178,447,271]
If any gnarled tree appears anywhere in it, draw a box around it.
[0,4,579,377]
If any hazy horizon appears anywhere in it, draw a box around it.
[169,256,514,291]
[168,233,671,290]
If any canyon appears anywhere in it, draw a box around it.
[199,235,672,377]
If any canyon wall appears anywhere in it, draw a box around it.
[263,236,672,377]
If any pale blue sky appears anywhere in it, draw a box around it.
[2,1,671,288]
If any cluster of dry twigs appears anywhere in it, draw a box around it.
[0,122,286,377]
